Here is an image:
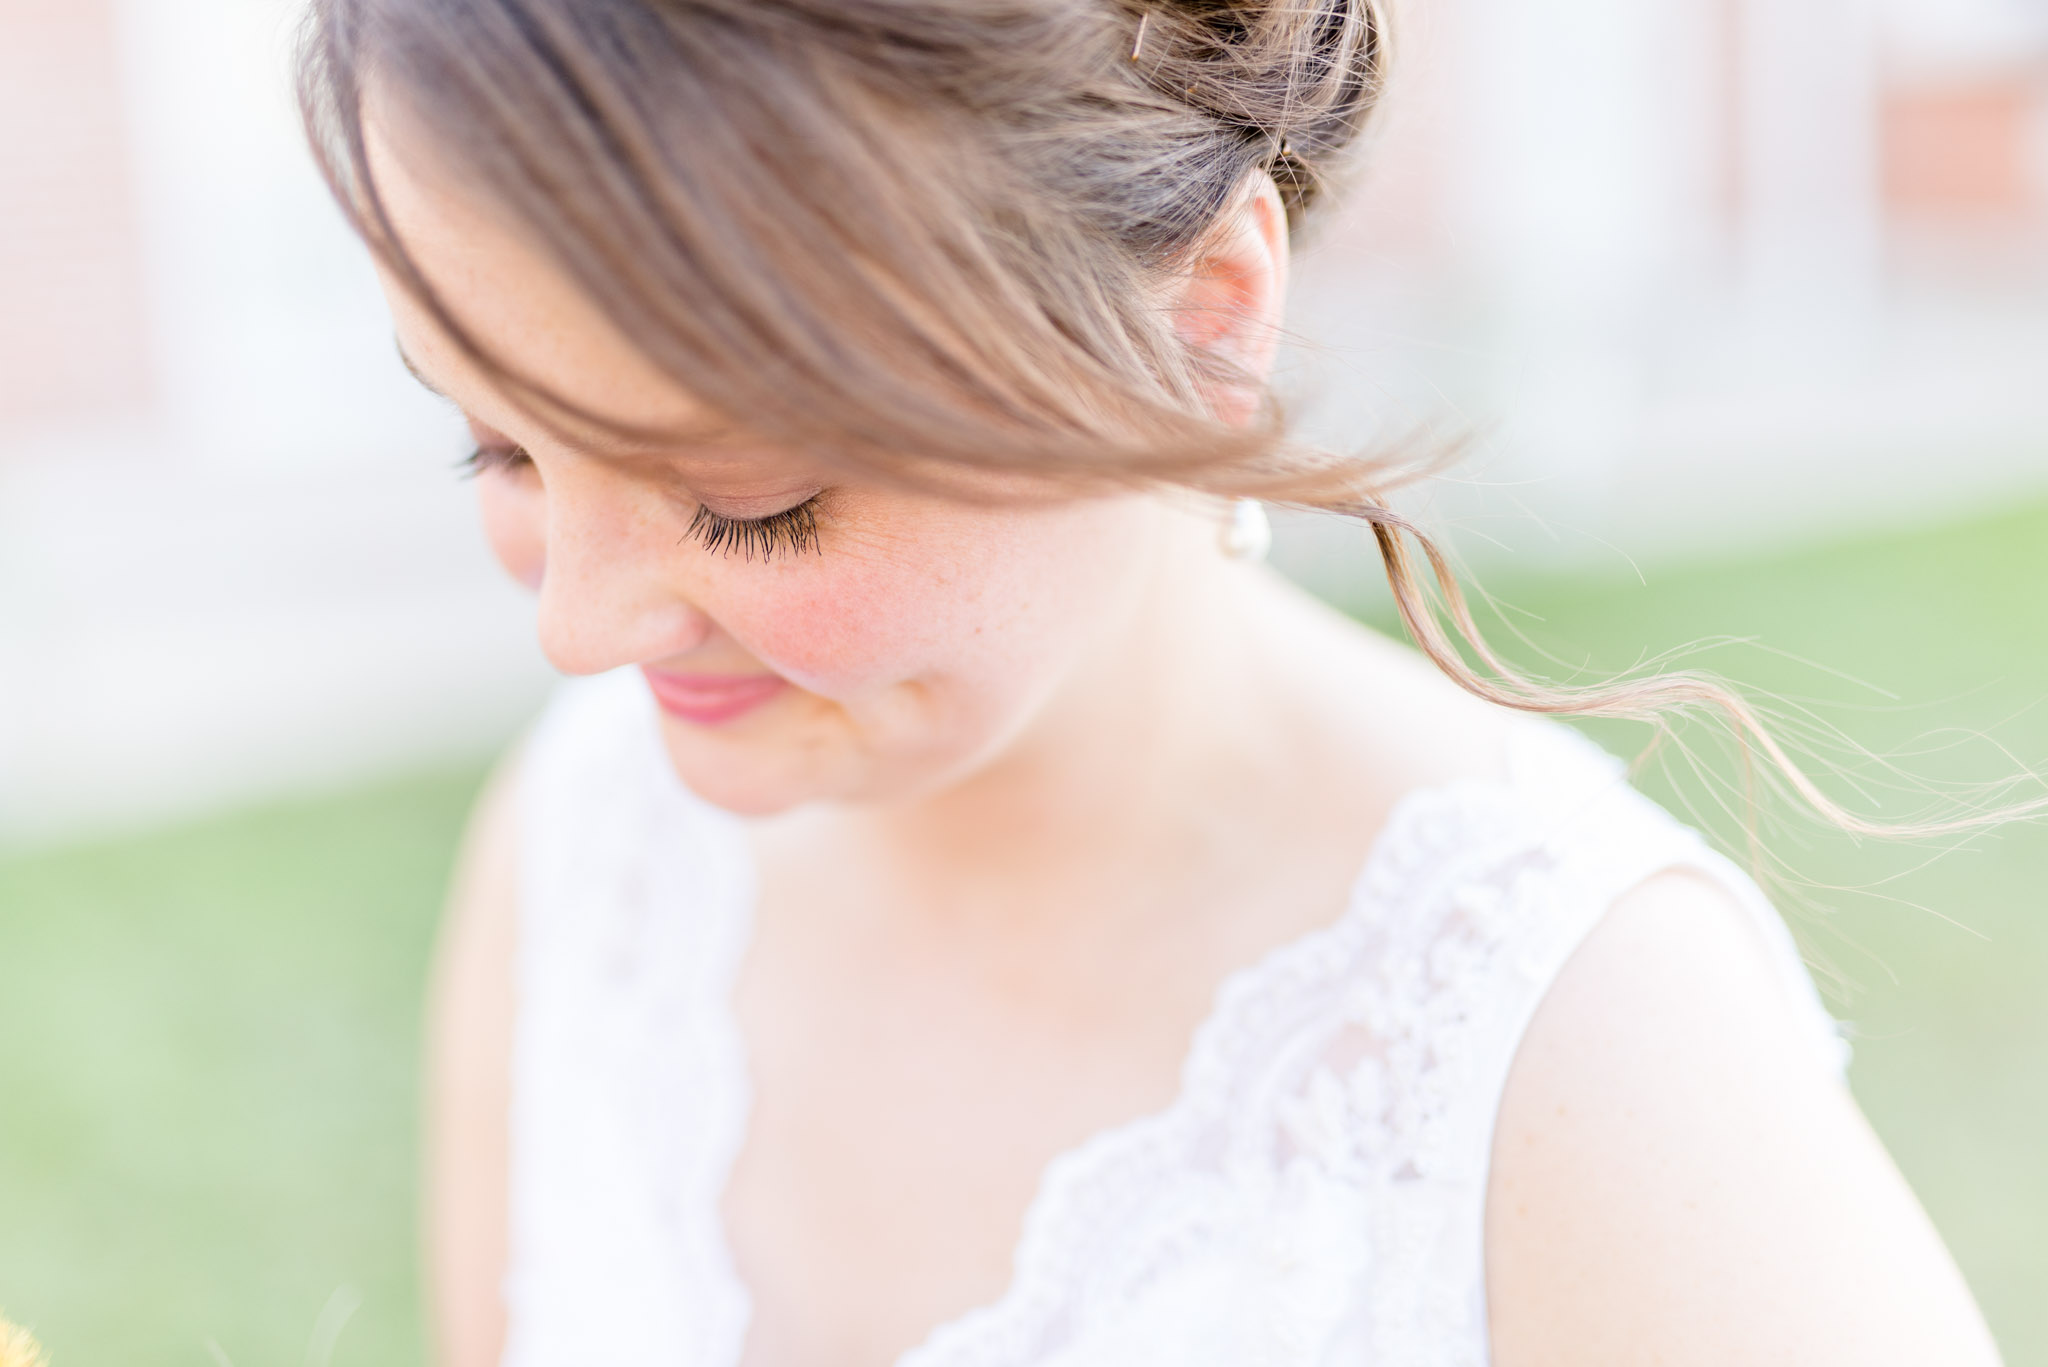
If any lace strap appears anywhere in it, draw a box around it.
[1486,720,1849,1094]
[1417,722,1849,1362]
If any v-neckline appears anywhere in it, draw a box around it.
[680,726,1547,1367]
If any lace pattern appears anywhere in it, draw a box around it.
[503,669,1847,1367]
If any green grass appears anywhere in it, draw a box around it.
[1,498,2044,1365]
[0,771,481,1366]
[1421,498,2048,1360]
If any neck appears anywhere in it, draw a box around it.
[823,506,1295,924]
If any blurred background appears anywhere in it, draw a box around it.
[2,0,2045,1362]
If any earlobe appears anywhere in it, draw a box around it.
[1170,175,1291,424]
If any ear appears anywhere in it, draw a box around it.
[1169,173,1291,426]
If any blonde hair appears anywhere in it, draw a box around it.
[298,0,2039,841]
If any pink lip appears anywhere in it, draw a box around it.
[640,667,789,726]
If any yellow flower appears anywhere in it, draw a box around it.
[0,1316,49,1367]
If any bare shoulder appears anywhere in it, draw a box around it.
[1485,869,2002,1367]
[1250,570,1519,790]
[425,748,525,1367]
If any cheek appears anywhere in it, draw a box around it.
[476,472,547,591]
[739,560,989,696]
[725,498,1149,706]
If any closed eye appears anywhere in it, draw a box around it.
[684,496,822,560]
[460,443,532,478]
[462,435,821,560]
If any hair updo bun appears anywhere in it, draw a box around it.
[1123,0,1384,231]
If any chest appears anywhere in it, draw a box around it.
[503,776,1555,1367]
[718,874,1303,1367]
[705,855,1513,1367]
[714,795,1412,1364]
[714,968,1443,1367]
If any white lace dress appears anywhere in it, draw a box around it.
[502,669,1849,1367]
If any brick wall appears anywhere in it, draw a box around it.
[0,0,152,427]
[1885,78,2041,219]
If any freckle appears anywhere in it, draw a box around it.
[1555,1104,1568,1118]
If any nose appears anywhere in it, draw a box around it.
[533,467,715,677]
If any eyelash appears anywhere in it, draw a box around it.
[685,498,822,561]
[460,444,529,478]
[461,445,822,561]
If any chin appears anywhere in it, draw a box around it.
[653,712,913,815]
[653,713,1003,817]
[655,729,827,816]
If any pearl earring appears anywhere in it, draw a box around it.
[1220,498,1271,563]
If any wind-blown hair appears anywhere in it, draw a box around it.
[297,0,2040,841]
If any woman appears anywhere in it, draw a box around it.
[297,1,2005,1363]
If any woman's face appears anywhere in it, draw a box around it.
[369,126,1179,816]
